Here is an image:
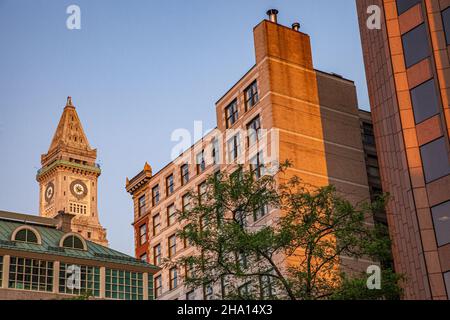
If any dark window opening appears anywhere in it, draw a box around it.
[244,81,259,110]
[396,0,422,16]
[225,100,238,128]
[402,24,430,68]
[411,79,440,124]
[420,137,450,183]
[431,201,450,247]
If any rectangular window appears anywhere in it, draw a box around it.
[244,80,259,110]
[169,267,178,290]
[362,122,375,146]
[221,276,230,299]
[152,185,160,206]
[411,79,440,124]
[402,24,430,68]
[260,275,274,299]
[225,100,239,128]
[254,203,269,221]
[420,137,450,183]
[8,257,53,292]
[247,115,262,146]
[204,283,214,300]
[396,0,422,15]
[138,195,146,216]
[227,134,241,162]
[183,225,192,248]
[105,269,144,300]
[239,282,251,298]
[154,275,162,298]
[236,251,248,270]
[196,151,206,174]
[212,138,220,165]
[153,244,162,266]
[139,224,147,245]
[182,194,191,212]
[166,175,174,196]
[367,166,380,178]
[236,210,247,228]
[186,290,196,300]
[443,8,450,45]
[431,201,450,247]
[59,264,100,297]
[181,164,189,185]
[152,213,161,236]
[167,204,176,226]
[185,261,194,280]
[250,152,265,179]
[168,234,177,258]
[201,214,211,232]
[198,181,207,204]
[140,253,147,262]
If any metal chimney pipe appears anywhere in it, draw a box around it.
[292,22,300,31]
[266,9,279,23]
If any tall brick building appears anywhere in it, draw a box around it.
[127,11,381,299]
[356,0,450,299]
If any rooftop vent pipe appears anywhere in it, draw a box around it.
[292,22,300,31]
[266,9,279,23]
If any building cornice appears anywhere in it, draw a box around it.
[36,159,101,181]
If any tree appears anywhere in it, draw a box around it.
[173,162,402,300]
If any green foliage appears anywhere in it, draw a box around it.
[172,162,402,300]
[330,269,404,300]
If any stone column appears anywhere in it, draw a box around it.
[2,255,10,289]
[100,267,106,299]
[143,272,149,300]
[53,261,60,294]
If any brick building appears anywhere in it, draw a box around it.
[356,0,450,299]
[127,10,383,300]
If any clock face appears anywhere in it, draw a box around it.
[70,179,88,200]
[45,182,54,203]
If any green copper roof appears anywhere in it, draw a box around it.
[0,216,158,271]
[37,160,101,178]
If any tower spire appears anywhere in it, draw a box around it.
[66,96,73,107]
[44,97,94,159]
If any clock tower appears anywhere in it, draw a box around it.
[37,97,108,247]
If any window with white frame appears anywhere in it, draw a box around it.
[247,115,261,146]
[225,100,238,128]
[227,134,241,162]
[139,224,147,245]
[59,263,100,297]
[8,257,53,292]
[250,151,265,178]
[196,150,206,174]
[244,80,259,110]
[167,204,176,226]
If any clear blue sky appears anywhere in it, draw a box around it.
[0,0,369,254]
